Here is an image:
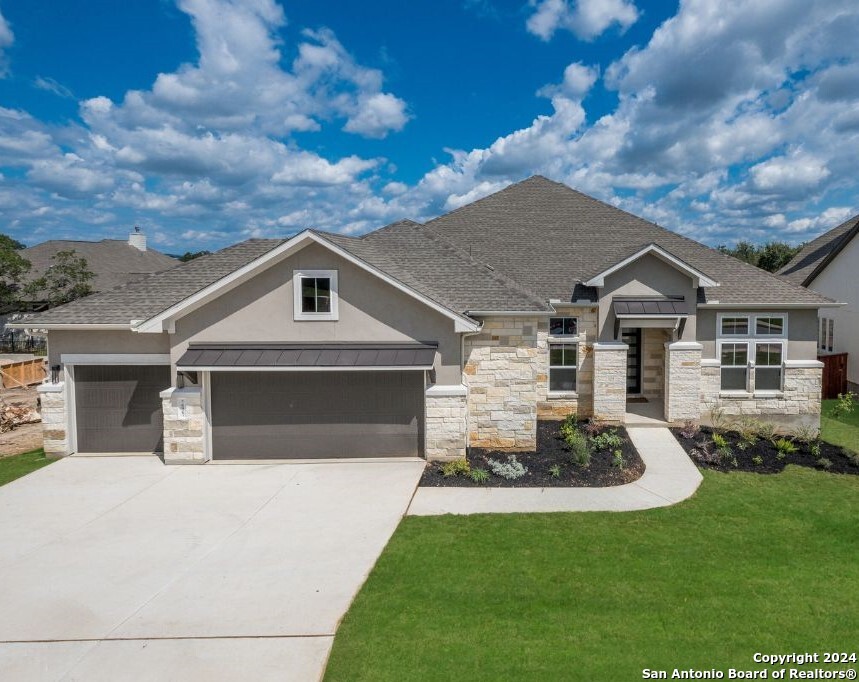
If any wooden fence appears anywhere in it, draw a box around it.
[819,353,848,400]
[0,358,47,389]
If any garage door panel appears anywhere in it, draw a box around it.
[75,365,170,453]
[211,371,423,459]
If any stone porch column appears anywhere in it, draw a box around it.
[664,341,703,423]
[161,386,206,464]
[592,341,628,422]
[37,381,70,458]
[425,384,468,461]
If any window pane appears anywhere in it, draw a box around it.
[301,277,317,312]
[563,318,578,335]
[564,345,577,366]
[721,316,749,335]
[756,316,784,335]
[756,367,782,391]
[819,318,826,351]
[549,318,565,336]
[755,343,782,366]
[721,367,747,391]
[828,319,834,352]
[720,343,747,366]
[549,346,564,365]
[315,277,331,313]
[549,368,576,392]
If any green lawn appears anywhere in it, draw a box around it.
[325,467,859,681]
[0,449,53,487]
[821,398,859,454]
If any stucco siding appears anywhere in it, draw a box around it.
[47,330,170,367]
[806,233,859,384]
[597,254,698,342]
[697,308,818,360]
[172,242,462,384]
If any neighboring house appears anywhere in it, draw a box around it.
[10,177,837,463]
[779,214,859,394]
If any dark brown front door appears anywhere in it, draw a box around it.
[621,328,642,394]
[74,365,170,453]
[210,370,424,459]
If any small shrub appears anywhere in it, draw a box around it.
[791,424,819,444]
[470,468,489,484]
[548,464,561,478]
[718,446,737,467]
[679,420,700,439]
[559,414,578,442]
[831,392,856,419]
[711,432,729,450]
[751,455,763,466]
[591,429,625,451]
[734,417,760,446]
[775,451,786,461]
[736,440,749,452]
[773,437,798,457]
[487,455,527,480]
[709,406,728,430]
[611,449,625,469]
[441,459,470,477]
[809,440,822,460]
[755,421,778,443]
[564,428,593,468]
[582,420,604,437]
[690,446,720,465]
[817,457,833,470]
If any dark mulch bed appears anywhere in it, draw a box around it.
[420,420,645,488]
[671,426,859,475]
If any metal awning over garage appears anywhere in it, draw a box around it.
[177,342,438,371]
[612,297,690,337]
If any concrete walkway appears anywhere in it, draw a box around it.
[407,427,702,516]
[0,456,424,681]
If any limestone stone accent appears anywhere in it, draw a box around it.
[425,386,467,461]
[37,382,69,458]
[700,363,822,430]
[663,342,702,423]
[641,328,668,400]
[592,342,628,422]
[161,386,206,464]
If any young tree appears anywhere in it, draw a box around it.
[27,249,95,307]
[718,240,803,273]
[0,234,31,312]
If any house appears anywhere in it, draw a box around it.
[9,177,837,463]
[779,213,859,394]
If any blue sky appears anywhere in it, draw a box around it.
[0,0,857,251]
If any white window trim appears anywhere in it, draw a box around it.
[548,341,578,396]
[548,315,580,340]
[717,313,751,338]
[293,269,338,321]
[752,340,786,394]
[717,340,751,394]
[753,314,787,338]
[717,312,787,339]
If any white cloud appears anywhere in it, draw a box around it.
[537,62,599,100]
[526,0,638,41]
[343,92,409,138]
[0,9,12,77]
[33,76,74,99]
[750,153,830,193]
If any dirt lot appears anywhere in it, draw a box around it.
[0,385,43,458]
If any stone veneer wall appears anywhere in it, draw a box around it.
[425,389,467,461]
[663,342,702,423]
[700,364,822,430]
[161,386,206,464]
[641,328,668,399]
[37,382,69,457]
[592,343,628,422]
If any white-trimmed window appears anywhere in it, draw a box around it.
[720,342,749,392]
[549,316,578,337]
[293,269,338,321]
[755,342,783,392]
[720,315,750,336]
[819,317,835,353]
[549,343,577,393]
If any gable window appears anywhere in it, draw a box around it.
[549,316,578,337]
[755,342,783,391]
[549,343,577,393]
[720,316,749,336]
[720,342,748,392]
[293,270,338,321]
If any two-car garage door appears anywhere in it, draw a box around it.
[210,371,424,459]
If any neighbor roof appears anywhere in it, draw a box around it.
[778,214,859,287]
[14,176,833,328]
[21,239,178,294]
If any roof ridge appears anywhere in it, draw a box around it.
[359,218,421,240]
[422,175,548,228]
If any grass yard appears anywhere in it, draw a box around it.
[821,398,859,454]
[325,467,859,681]
[0,449,53,487]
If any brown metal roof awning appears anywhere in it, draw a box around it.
[177,343,438,371]
[613,298,690,316]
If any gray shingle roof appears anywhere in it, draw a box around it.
[778,214,859,286]
[21,239,178,294]
[423,176,832,306]
[16,176,834,328]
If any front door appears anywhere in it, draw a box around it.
[621,328,642,394]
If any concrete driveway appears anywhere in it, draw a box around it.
[0,455,424,681]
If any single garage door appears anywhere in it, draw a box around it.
[74,365,170,453]
[211,371,424,459]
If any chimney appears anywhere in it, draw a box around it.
[128,226,147,251]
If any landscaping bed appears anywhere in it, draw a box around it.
[420,419,645,487]
[671,420,859,475]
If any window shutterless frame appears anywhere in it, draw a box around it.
[293,269,339,321]
[718,340,749,392]
[548,316,579,338]
[754,341,784,392]
[548,342,577,394]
